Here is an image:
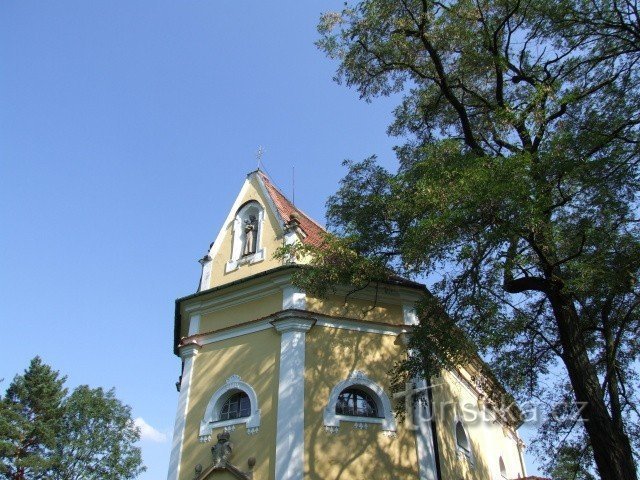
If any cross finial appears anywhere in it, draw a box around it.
[256,146,265,170]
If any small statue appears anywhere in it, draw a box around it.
[211,432,233,468]
[242,216,258,256]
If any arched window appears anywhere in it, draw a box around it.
[199,375,261,441]
[335,388,380,418]
[324,371,396,435]
[499,456,507,478]
[455,421,471,457]
[219,391,251,421]
[225,201,265,273]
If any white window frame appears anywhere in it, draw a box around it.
[199,375,261,441]
[225,201,266,273]
[454,418,475,465]
[499,456,508,478]
[323,370,396,435]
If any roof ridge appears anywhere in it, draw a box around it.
[257,170,327,232]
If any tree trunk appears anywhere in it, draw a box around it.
[548,289,637,480]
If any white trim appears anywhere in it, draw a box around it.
[197,319,274,347]
[167,344,200,480]
[186,313,408,349]
[199,375,261,442]
[454,417,475,466]
[323,370,397,434]
[402,303,419,326]
[413,379,439,480]
[199,257,213,292]
[273,316,312,480]
[401,304,438,480]
[272,317,315,333]
[187,314,200,336]
[226,202,266,273]
[282,286,306,310]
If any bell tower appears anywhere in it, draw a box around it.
[167,170,530,480]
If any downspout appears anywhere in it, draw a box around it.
[426,377,443,480]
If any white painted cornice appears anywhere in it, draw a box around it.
[270,310,316,333]
[179,341,201,360]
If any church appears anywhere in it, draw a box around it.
[167,170,532,480]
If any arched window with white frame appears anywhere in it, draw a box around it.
[225,201,265,273]
[455,419,474,465]
[323,370,396,435]
[499,456,507,478]
[199,375,261,442]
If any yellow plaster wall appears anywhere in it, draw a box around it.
[179,329,281,480]
[304,327,419,480]
[208,177,285,289]
[430,370,525,479]
[307,294,405,325]
[199,292,282,333]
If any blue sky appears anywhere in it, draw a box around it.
[1,2,541,477]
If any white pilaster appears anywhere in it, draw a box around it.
[402,303,438,480]
[167,342,201,480]
[415,379,439,480]
[187,314,200,336]
[272,316,314,480]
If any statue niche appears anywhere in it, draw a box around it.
[242,215,258,256]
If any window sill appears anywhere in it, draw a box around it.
[199,417,260,442]
[456,448,475,467]
[225,248,266,273]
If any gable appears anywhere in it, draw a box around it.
[200,172,287,290]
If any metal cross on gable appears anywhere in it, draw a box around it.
[256,146,265,170]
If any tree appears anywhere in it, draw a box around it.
[286,0,640,478]
[0,358,145,480]
[0,357,66,479]
[52,386,144,480]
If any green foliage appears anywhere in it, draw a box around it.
[0,358,145,480]
[0,357,66,479]
[308,0,640,477]
[53,386,144,480]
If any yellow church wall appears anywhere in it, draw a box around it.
[199,291,282,333]
[208,176,286,289]
[304,326,419,480]
[430,370,524,480]
[179,329,281,480]
[307,294,405,325]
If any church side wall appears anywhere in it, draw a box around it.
[178,328,281,480]
[303,327,419,480]
[431,370,525,479]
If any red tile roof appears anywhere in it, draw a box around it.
[258,171,326,248]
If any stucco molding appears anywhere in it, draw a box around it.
[271,317,315,334]
[323,370,397,434]
[199,375,261,442]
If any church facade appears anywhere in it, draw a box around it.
[168,170,530,480]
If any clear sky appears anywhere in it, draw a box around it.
[1,2,541,478]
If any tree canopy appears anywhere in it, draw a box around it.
[0,357,145,480]
[283,0,640,478]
